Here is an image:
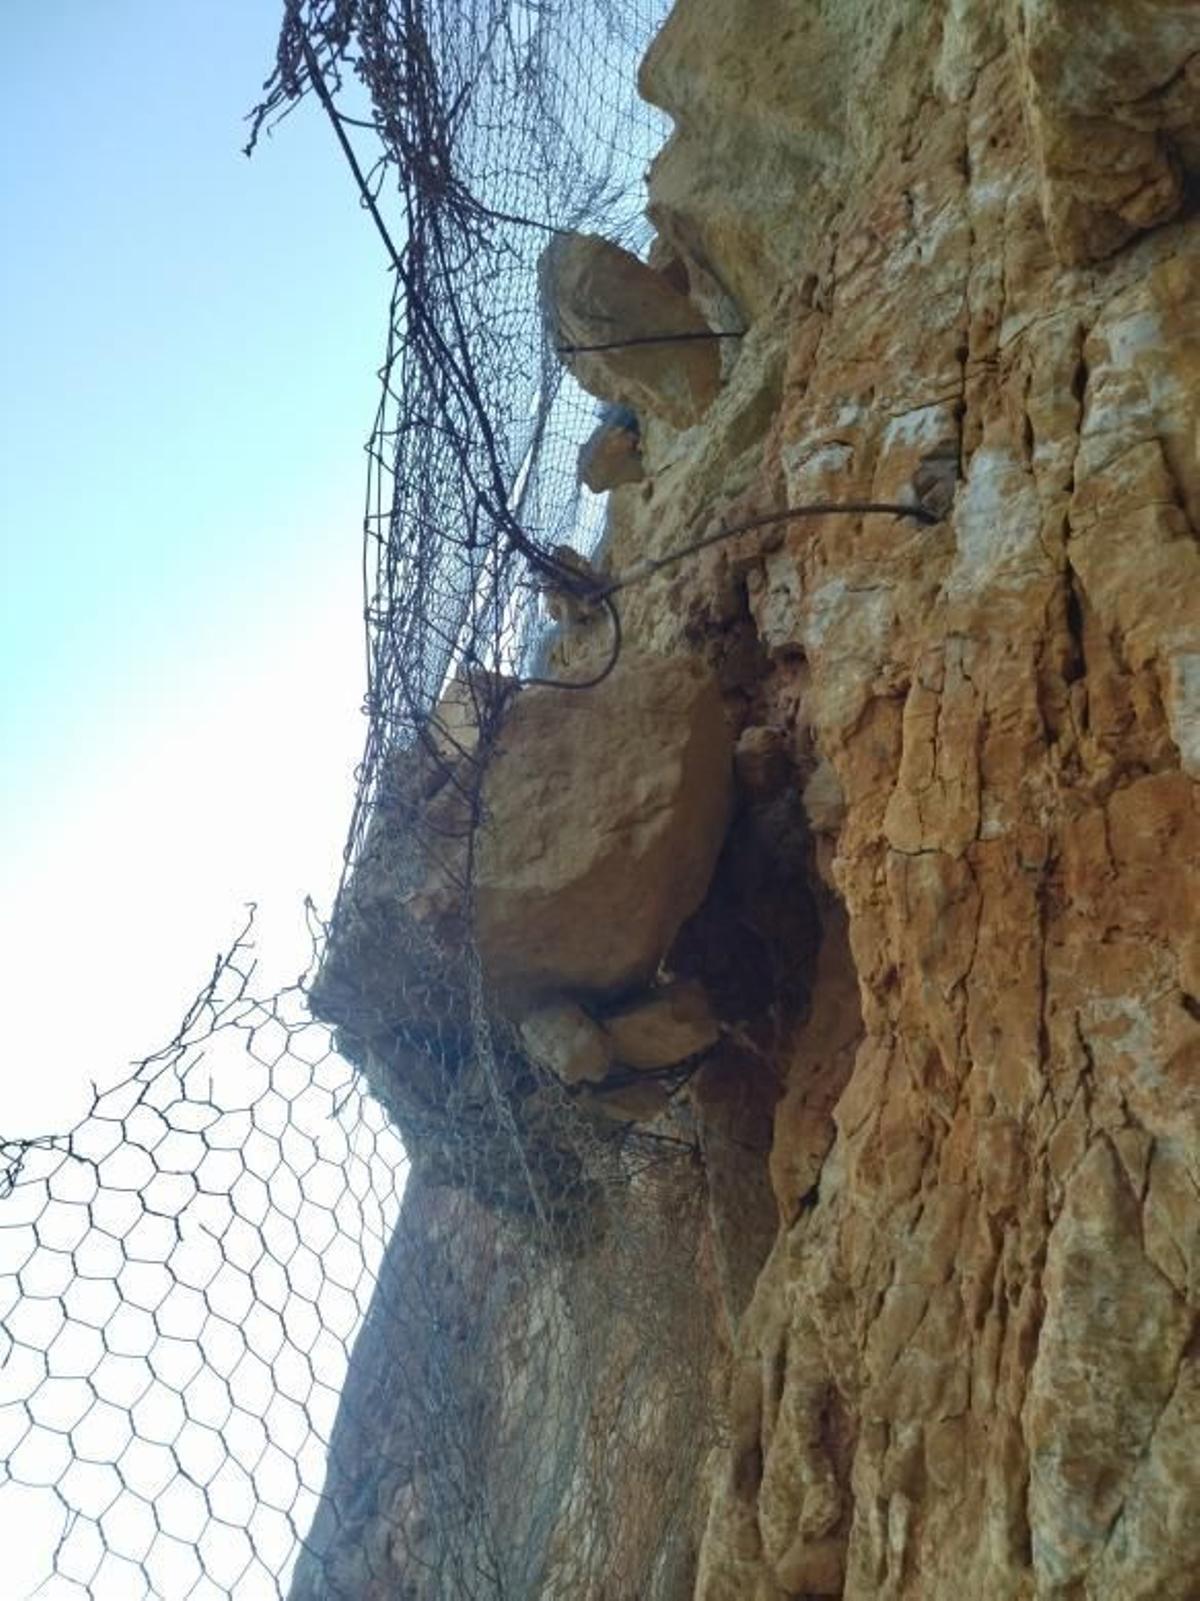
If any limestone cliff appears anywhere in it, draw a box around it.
[304,2,1199,1597]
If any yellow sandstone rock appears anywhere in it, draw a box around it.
[308,2,1200,1595]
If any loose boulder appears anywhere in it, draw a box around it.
[578,418,645,491]
[540,231,721,428]
[314,651,734,1048]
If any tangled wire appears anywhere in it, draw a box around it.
[248,0,677,891]
[3,5,712,1598]
[247,4,935,878]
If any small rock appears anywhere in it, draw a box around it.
[519,1001,612,1086]
[578,419,645,491]
[604,980,719,1070]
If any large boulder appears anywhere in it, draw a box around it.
[314,652,733,1047]
[475,652,733,997]
[539,231,721,428]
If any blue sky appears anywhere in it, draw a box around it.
[2,3,386,1135]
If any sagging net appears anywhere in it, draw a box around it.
[245,0,671,870]
[2,3,722,1598]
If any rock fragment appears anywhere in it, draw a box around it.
[577,416,645,491]
[603,980,719,1071]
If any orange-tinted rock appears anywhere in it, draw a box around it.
[309,3,1200,1595]
[627,2,1200,1597]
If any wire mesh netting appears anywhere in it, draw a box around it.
[1,3,727,1597]
[1,919,406,1597]
[1,904,713,1599]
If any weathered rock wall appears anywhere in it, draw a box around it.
[304,1,1199,1596]
[609,1,1199,1596]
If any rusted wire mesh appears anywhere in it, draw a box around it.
[2,3,721,1597]
[244,0,670,875]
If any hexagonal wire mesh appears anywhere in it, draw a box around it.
[1,3,724,1596]
[2,915,406,1597]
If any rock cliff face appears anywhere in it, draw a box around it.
[306,2,1199,1597]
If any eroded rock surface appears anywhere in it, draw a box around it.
[617,0,1200,1595]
